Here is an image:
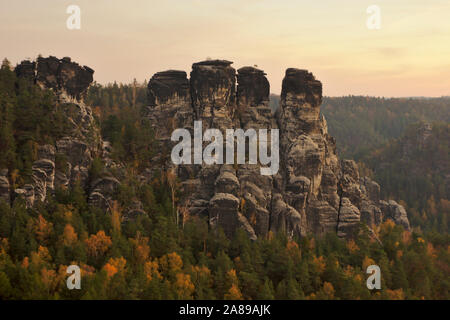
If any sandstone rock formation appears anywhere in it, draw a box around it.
[10,56,411,240]
[145,60,411,239]
[13,56,103,208]
[16,56,94,100]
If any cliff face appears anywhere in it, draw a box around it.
[145,60,411,239]
[9,56,120,213]
[6,56,410,240]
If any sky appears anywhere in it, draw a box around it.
[1,0,449,96]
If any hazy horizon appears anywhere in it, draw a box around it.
[1,0,449,96]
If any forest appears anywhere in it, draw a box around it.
[0,62,448,300]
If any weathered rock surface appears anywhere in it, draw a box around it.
[379,200,411,231]
[13,57,109,209]
[16,56,94,100]
[190,60,236,131]
[12,56,411,240]
[144,60,411,240]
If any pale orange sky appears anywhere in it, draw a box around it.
[1,0,449,96]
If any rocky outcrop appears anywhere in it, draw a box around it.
[379,200,411,231]
[14,185,35,208]
[88,176,121,211]
[16,56,94,100]
[11,55,411,240]
[12,57,106,208]
[190,60,236,131]
[144,60,411,240]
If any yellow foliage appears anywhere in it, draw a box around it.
[346,239,359,254]
[174,273,195,299]
[159,252,183,276]
[224,284,243,300]
[144,260,162,282]
[380,219,396,235]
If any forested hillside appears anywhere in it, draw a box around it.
[0,61,448,300]
[364,122,449,233]
[320,96,450,160]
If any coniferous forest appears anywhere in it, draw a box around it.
[0,60,449,300]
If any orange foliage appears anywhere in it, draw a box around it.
[226,269,239,285]
[343,265,354,277]
[346,239,359,253]
[103,257,127,279]
[75,262,96,278]
[129,232,150,264]
[190,265,211,282]
[159,252,183,276]
[174,273,195,299]
[286,240,301,260]
[21,257,29,269]
[323,281,335,299]
[62,224,78,246]
[312,255,326,274]
[362,256,376,271]
[386,288,405,300]
[30,246,52,267]
[85,230,112,258]
[144,260,162,282]
[34,214,53,243]
[41,268,58,292]
[224,283,243,300]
